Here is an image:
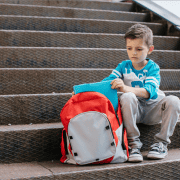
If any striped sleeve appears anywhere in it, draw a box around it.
[145,76,160,88]
[144,64,161,100]
[102,63,123,82]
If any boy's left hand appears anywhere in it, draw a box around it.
[111,78,126,92]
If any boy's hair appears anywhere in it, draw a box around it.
[124,24,153,47]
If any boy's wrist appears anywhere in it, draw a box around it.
[119,85,127,93]
[121,86,149,99]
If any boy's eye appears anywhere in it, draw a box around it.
[127,48,132,50]
[137,49,143,51]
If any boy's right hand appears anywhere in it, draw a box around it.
[111,78,126,92]
[72,91,75,96]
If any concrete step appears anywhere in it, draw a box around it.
[0,0,134,11]
[0,30,179,50]
[1,47,180,69]
[0,121,180,163]
[0,15,165,35]
[2,149,180,180]
[0,0,179,177]
[0,123,63,163]
[1,149,180,179]
[0,91,179,126]
[0,68,179,95]
[0,4,147,21]
[0,93,70,125]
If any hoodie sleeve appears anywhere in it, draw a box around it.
[102,63,123,82]
[144,63,161,100]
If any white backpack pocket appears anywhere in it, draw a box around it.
[68,111,116,165]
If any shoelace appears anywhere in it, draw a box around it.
[150,142,167,152]
[131,148,140,154]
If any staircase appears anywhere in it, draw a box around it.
[0,0,180,179]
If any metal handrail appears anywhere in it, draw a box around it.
[133,0,180,30]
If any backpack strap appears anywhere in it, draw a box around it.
[117,101,123,125]
[60,128,68,163]
[123,128,129,158]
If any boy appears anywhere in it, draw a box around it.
[102,24,180,162]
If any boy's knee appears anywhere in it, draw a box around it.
[120,92,138,106]
[163,96,180,112]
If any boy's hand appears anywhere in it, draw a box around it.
[111,78,150,99]
[72,91,75,96]
[111,78,126,92]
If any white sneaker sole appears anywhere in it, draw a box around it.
[128,155,143,162]
[147,152,168,159]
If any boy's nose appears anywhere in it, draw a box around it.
[133,50,137,55]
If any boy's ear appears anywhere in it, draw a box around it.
[148,45,154,54]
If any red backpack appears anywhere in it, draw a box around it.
[60,91,129,165]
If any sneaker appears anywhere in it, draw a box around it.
[147,142,168,159]
[128,148,143,162]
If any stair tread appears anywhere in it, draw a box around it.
[1,46,180,51]
[0,92,179,126]
[0,0,134,11]
[1,118,180,129]
[0,68,179,95]
[1,149,180,180]
[0,122,63,132]
[0,15,164,35]
[0,3,145,14]
[1,29,179,37]
[1,47,179,69]
[0,14,160,23]
[40,149,180,173]
[1,67,180,70]
[0,15,162,27]
[0,122,63,163]
[0,30,179,50]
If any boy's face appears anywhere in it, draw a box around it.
[126,38,153,68]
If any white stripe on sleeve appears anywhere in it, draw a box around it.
[111,72,119,78]
[146,77,159,85]
[113,70,122,77]
[145,80,159,87]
